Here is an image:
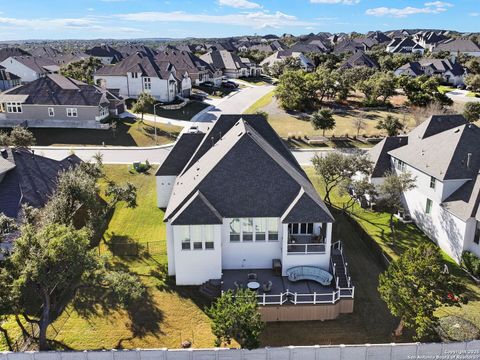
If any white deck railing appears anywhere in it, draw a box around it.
[256,287,354,306]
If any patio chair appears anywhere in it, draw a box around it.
[247,273,257,281]
[234,281,243,289]
[262,281,273,293]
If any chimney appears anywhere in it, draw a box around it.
[467,153,472,169]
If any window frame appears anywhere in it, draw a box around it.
[229,218,241,242]
[430,176,436,190]
[267,218,279,241]
[143,77,152,90]
[66,108,78,117]
[6,102,22,113]
[48,107,55,117]
[425,198,433,215]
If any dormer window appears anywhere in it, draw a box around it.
[131,72,138,79]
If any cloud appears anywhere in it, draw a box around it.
[218,0,261,9]
[366,1,453,17]
[470,12,480,17]
[116,10,314,28]
[310,0,360,4]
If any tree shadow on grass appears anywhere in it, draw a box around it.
[102,234,149,262]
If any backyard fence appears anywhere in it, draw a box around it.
[1,341,480,360]
[98,241,166,257]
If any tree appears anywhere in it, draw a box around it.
[0,213,17,242]
[207,289,264,349]
[357,71,396,106]
[312,152,373,205]
[465,74,480,93]
[275,70,310,110]
[465,58,480,75]
[378,171,416,243]
[311,108,336,136]
[463,102,480,123]
[354,117,367,137]
[338,178,377,212]
[1,223,145,350]
[398,75,453,107]
[104,180,138,210]
[0,127,36,148]
[379,243,463,339]
[60,57,103,84]
[376,115,405,136]
[131,92,156,122]
[266,57,301,78]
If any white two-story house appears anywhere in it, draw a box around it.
[93,53,192,103]
[368,115,480,263]
[155,115,355,321]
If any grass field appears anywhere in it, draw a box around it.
[244,91,416,144]
[28,119,182,147]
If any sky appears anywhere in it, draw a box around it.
[0,0,479,41]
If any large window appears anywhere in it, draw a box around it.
[267,218,278,241]
[179,225,215,251]
[179,226,191,250]
[394,158,406,172]
[6,102,22,113]
[230,218,241,242]
[66,108,78,117]
[474,222,480,245]
[143,77,152,90]
[242,218,253,242]
[254,218,266,241]
[289,223,314,235]
[99,106,109,118]
[426,198,433,215]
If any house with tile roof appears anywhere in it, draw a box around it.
[155,114,355,321]
[0,74,124,128]
[93,52,192,102]
[394,58,466,86]
[0,56,60,83]
[367,115,480,262]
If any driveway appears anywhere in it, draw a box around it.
[447,90,480,103]
[195,84,274,122]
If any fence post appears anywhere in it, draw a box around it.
[313,292,316,305]
[136,243,139,256]
[146,241,149,254]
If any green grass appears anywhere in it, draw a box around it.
[244,90,275,114]
[438,85,455,95]
[466,92,480,98]
[44,165,218,350]
[28,119,182,147]
[303,167,480,330]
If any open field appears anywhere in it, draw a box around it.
[25,119,181,147]
[244,91,416,144]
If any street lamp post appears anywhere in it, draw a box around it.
[153,103,163,145]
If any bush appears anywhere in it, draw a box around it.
[462,251,480,277]
[436,316,480,342]
[132,161,151,173]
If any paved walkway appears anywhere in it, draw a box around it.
[447,90,480,103]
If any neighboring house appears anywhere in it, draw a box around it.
[290,42,327,54]
[394,59,466,86]
[0,147,82,219]
[413,31,447,51]
[387,38,425,55]
[339,52,379,70]
[93,52,192,102]
[367,115,480,263]
[154,50,222,86]
[432,39,480,57]
[85,45,122,64]
[28,46,63,59]
[0,65,21,91]
[51,51,90,66]
[333,40,366,54]
[116,45,157,59]
[0,56,60,83]
[0,74,124,128]
[0,47,30,63]
[155,114,355,321]
[367,31,391,44]
[200,50,252,78]
[260,50,315,72]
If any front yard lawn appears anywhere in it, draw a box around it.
[438,85,455,94]
[28,119,181,147]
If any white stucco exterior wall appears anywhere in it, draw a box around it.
[0,58,40,83]
[156,175,176,208]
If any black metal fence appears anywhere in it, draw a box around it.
[98,241,166,257]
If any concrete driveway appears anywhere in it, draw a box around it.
[195,84,274,122]
[447,90,480,103]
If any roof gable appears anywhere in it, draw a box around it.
[170,191,222,225]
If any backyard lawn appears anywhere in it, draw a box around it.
[244,91,416,146]
[303,167,480,331]
[28,119,182,147]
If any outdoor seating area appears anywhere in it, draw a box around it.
[222,269,337,305]
[286,266,333,286]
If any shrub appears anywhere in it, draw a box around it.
[462,251,480,277]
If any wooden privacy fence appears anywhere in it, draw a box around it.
[98,241,166,257]
[1,341,479,360]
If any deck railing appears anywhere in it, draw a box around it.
[331,240,355,298]
[256,287,354,306]
[287,243,326,254]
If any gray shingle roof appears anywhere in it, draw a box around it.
[369,136,408,178]
[389,119,479,181]
[2,74,111,107]
[443,173,480,222]
[0,148,81,218]
[155,132,205,176]
[7,56,59,74]
[94,53,167,78]
[170,191,223,225]
[340,52,379,69]
[200,50,248,71]
[0,47,30,63]
[434,39,480,53]
[163,115,333,225]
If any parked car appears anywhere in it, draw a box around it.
[457,84,466,90]
[222,81,238,89]
[202,81,214,87]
